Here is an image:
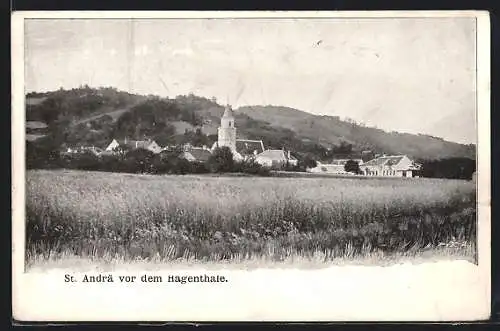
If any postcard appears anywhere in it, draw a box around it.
[12,10,491,322]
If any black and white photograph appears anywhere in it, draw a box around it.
[12,11,491,321]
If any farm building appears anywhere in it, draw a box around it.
[212,138,266,161]
[235,139,266,158]
[180,146,213,163]
[254,149,298,168]
[308,159,364,175]
[105,138,163,154]
[361,155,421,177]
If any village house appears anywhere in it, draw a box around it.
[361,155,421,177]
[255,149,298,168]
[180,146,213,163]
[308,159,364,175]
[105,138,163,154]
[235,139,266,159]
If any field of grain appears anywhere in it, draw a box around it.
[25,170,477,265]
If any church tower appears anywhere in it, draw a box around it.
[217,104,237,153]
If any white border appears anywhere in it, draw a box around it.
[12,11,491,322]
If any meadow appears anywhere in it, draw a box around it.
[25,169,477,267]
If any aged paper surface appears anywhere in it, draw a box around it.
[12,11,490,321]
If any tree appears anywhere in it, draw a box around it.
[419,157,475,179]
[26,140,62,169]
[298,155,317,170]
[100,154,123,172]
[171,157,192,174]
[70,151,101,171]
[344,159,360,174]
[332,141,353,156]
[123,148,156,173]
[207,146,234,173]
[234,158,270,176]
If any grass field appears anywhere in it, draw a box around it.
[25,169,477,267]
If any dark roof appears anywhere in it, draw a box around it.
[363,156,404,167]
[329,159,363,165]
[236,139,265,156]
[187,148,212,162]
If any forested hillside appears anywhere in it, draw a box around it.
[26,86,475,162]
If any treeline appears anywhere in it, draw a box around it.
[26,86,361,162]
[26,143,278,176]
[27,89,205,148]
[418,157,476,180]
[26,86,146,124]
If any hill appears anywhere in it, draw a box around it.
[25,87,475,162]
[236,105,475,160]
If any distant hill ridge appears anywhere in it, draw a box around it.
[25,86,475,161]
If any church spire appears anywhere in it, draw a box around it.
[222,104,234,119]
[217,104,237,154]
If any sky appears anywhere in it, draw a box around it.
[24,18,477,144]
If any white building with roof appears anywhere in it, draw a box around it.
[105,138,163,154]
[255,149,298,168]
[361,155,421,177]
[180,146,213,163]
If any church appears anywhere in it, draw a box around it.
[211,105,298,167]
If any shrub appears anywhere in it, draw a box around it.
[207,146,234,173]
[100,154,124,172]
[344,159,361,174]
[26,141,63,169]
[122,148,156,173]
[233,158,270,176]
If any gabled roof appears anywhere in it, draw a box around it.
[363,155,405,167]
[329,159,364,165]
[185,148,212,162]
[115,139,156,149]
[257,149,297,161]
[236,139,265,156]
